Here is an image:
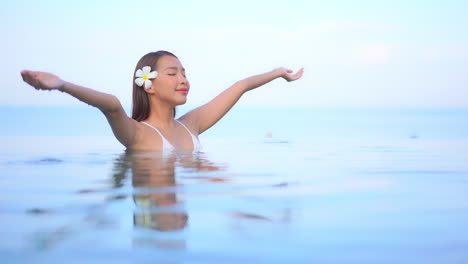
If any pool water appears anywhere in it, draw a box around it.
[1,106,468,263]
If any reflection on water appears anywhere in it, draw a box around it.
[2,135,468,263]
[112,150,226,250]
[4,107,468,263]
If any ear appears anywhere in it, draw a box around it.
[144,85,156,94]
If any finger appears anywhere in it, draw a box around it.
[294,73,303,80]
[29,72,41,87]
[290,71,303,81]
[22,72,34,86]
[20,71,27,82]
[24,72,40,88]
[295,68,304,75]
[26,73,38,87]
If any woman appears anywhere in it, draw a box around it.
[21,50,304,151]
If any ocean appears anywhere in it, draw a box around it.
[1,105,468,263]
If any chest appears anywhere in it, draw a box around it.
[137,125,194,151]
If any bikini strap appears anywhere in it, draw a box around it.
[141,122,164,138]
[142,120,200,151]
[175,120,193,135]
[141,121,174,149]
[176,120,202,151]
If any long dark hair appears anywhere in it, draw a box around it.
[132,51,177,121]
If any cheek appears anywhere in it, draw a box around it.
[166,78,178,87]
[157,77,177,89]
[169,78,178,85]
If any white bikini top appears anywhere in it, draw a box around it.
[141,120,202,152]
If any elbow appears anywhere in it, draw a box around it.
[232,80,248,93]
[103,95,123,114]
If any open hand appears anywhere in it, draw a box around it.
[21,70,66,91]
[278,67,304,82]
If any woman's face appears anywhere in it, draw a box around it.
[151,55,190,106]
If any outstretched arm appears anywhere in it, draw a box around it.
[180,67,303,134]
[20,70,137,147]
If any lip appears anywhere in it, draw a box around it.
[176,88,189,95]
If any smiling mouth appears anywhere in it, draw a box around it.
[176,88,189,94]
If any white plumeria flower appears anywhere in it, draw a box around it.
[135,66,158,89]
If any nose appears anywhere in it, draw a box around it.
[179,74,188,85]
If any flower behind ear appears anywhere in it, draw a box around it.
[135,66,158,89]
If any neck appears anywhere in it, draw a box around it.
[146,98,175,128]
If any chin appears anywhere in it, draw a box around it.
[175,99,187,106]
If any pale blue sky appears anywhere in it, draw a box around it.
[2,0,467,107]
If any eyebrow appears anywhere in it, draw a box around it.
[163,66,185,72]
